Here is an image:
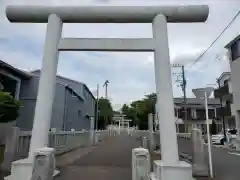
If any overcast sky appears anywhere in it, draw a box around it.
[0,0,240,110]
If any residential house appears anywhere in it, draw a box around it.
[224,34,240,135]
[0,60,95,131]
[214,72,235,129]
[174,97,221,133]
[0,60,31,143]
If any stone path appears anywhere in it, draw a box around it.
[55,134,140,180]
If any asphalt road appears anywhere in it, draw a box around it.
[56,134,140,180]
[210,147,240,180]
[178,138,240,180]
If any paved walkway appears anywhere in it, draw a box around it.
[55,134,140,180]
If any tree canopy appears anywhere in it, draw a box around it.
[97,97,113,129]
[96,93,157,130]
[121,93,157,130]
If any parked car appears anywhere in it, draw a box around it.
[204,129,238,145]
[211,134,226,145]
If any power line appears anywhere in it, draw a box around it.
[188,10,240,69]
[187,54,224,77]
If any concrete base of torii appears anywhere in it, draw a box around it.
[5,158,60,180]
[150,160,195,180]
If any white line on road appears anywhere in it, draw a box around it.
[204,143,225,148]
[228,152,240,156]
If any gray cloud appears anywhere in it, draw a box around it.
[0,0,239,109]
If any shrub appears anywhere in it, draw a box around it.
[0,92,21,123]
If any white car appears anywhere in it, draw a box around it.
[211,134,226,145]
[205,129,237,145]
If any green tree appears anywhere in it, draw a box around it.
[121,104,137,127]
[121,104,129,115]
[121,93,157,130]
[0,92,21,123]
[97,97,113,129]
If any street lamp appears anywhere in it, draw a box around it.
[192,87,214,178]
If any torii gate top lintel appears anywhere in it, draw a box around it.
[6,5,209,23]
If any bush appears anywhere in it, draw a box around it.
[0,92,21,123]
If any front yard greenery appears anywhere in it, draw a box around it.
[0,91,21,123]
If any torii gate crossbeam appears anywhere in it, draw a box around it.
[5,5,209,180]
[6,5,208,23]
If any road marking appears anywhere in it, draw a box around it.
[228,152,240,156]
[204,143,225,148]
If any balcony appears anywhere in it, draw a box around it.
[176,108,216,121]
[214,85,230,99]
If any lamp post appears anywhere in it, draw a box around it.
[96,84,99,130]
[192,87,214,178]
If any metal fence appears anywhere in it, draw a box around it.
[131,130,192,153]
[13,130,92,160]
[16,131,31,159]
[132,130,149,139]
[1,129,109,170]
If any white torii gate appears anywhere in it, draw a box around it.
[6,5,209,180]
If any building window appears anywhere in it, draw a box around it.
[230,39,240,61]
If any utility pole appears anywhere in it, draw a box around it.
[103,80,109,99]
[181,65,187,124]
[217,79,227,142]
[103,80,109,128]
[172,64,187,122]
[95,84,99,130]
